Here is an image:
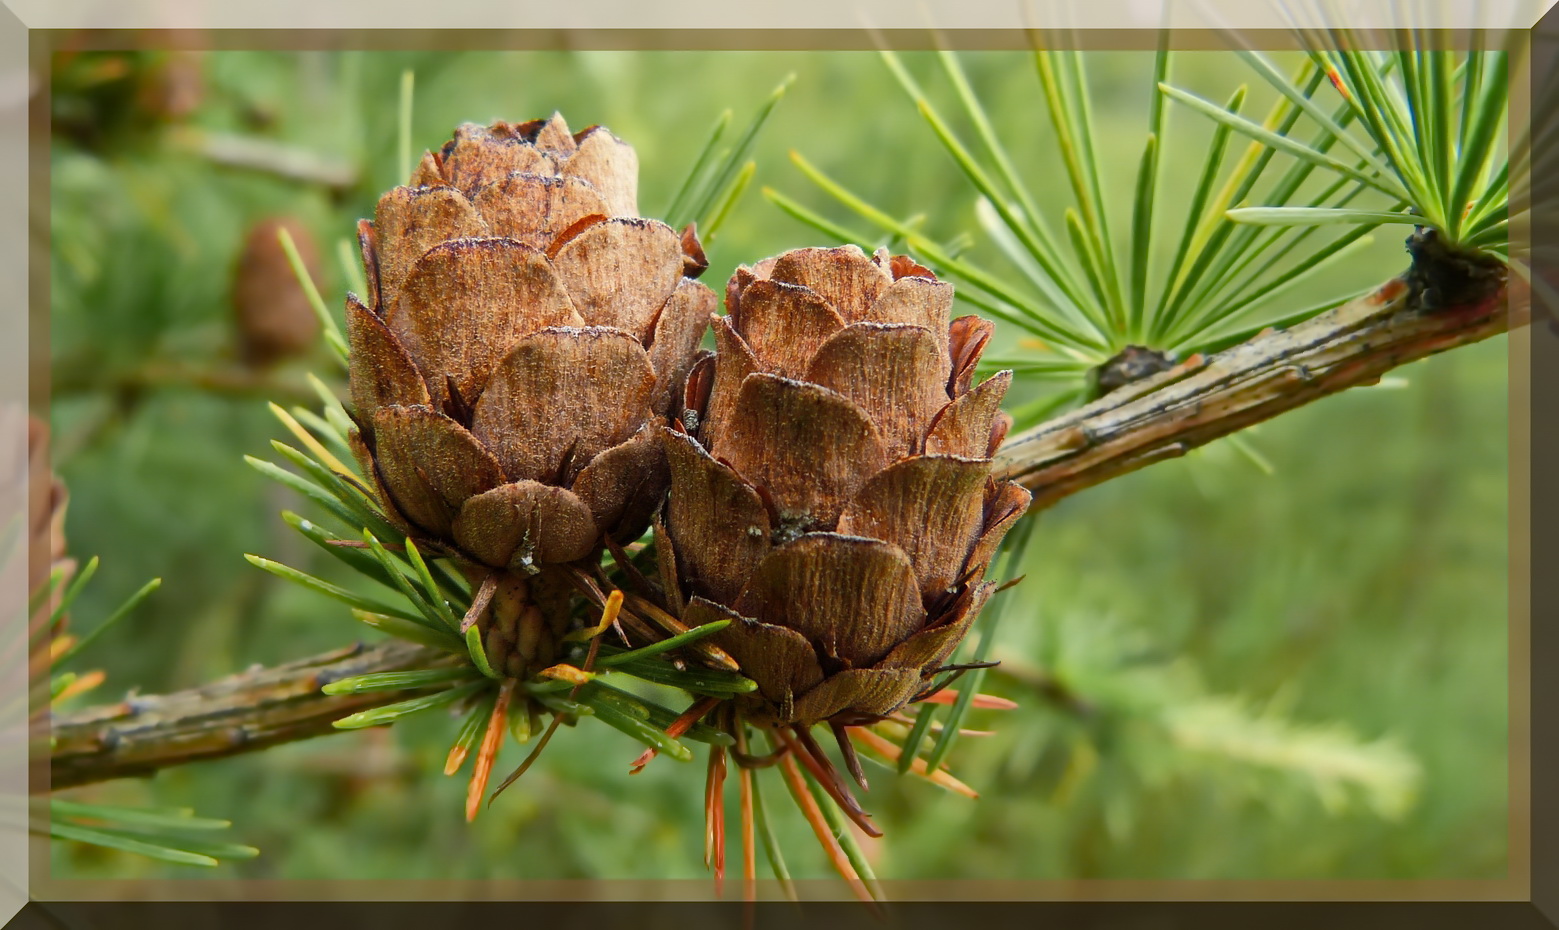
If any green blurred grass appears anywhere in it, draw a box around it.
[47,48,1507,882]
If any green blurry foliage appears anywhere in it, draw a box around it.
[46,48,1507,882]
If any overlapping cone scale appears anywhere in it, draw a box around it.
[660,245,1031,727]
[344,114,712,677]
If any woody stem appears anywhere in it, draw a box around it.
[46,640,439,792]
[995,274,1513,507]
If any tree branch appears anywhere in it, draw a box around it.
[46,268,1516,790]
[47,640,443,791]
[994,274,1512,505]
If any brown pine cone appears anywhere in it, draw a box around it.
[658,245,1030,727]
[347,114,712,678]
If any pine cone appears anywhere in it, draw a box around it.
[659,245,1030,727]
[348,114,713,678]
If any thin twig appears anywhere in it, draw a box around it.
[169,127,359,190]
[51,361,320,406]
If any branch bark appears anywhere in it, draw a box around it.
[47,639,442,791]
[994,274,1512,505]
[47,269,1516,791]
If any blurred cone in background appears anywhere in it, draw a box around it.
[348,114,712,679]
[141,50,204,124]
[28,415,73,632]
[660,245,1030,728]
[232,216,324,368]
[49,48,204,149]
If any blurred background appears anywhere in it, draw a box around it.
[42,46,1508,882]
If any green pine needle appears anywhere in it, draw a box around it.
[244,554,431,626]
[683,74,794,234]
[332,680,486,729]
[528,690,594,720]
[50,800,233,831]
[48,555,99,633]
[1172,37,1511,257]
[924,513,1039,773]
[267,440,402,543]
[1157,84,1406,201]
[786,149,1097,350]
[398,69,416,183]
[464,624,501,678]
[972,197,1102,342]
[1224,432,1277,476]
[594,653,756,696]
[289,405,356,465]
[777,48,1392,404]
[29,565,68,633]
[246,455,363,532]
[361,529,447,631]
[352,609,464,653]
[582,681,727,745]
[805,763,883,899]
[1233,49,1401,185]
[747,749,796,900]
[321,667,479,695]
[1152,85,1247,340]
[50,672,80,701]
[53,576,161,667]
[1127,131,1160,339]
[762,184,886,251]
[47,800,259,868]
[48,822,219,867]
[1226,207,1422,226]
[276,225,349,367]
[664,108,732,224]
[700,160,755,241]
[337,237,369,300]
[574,683,695,762]
[281,511,400,590]
[897,702,941,775]
[305,372,359,439]
[592,618,732,667]
[450,692,498,769]
[403,537,463,631]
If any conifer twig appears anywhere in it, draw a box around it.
[48,640,439,791]
[45,265,1515,789]
[995,270,1512,505]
